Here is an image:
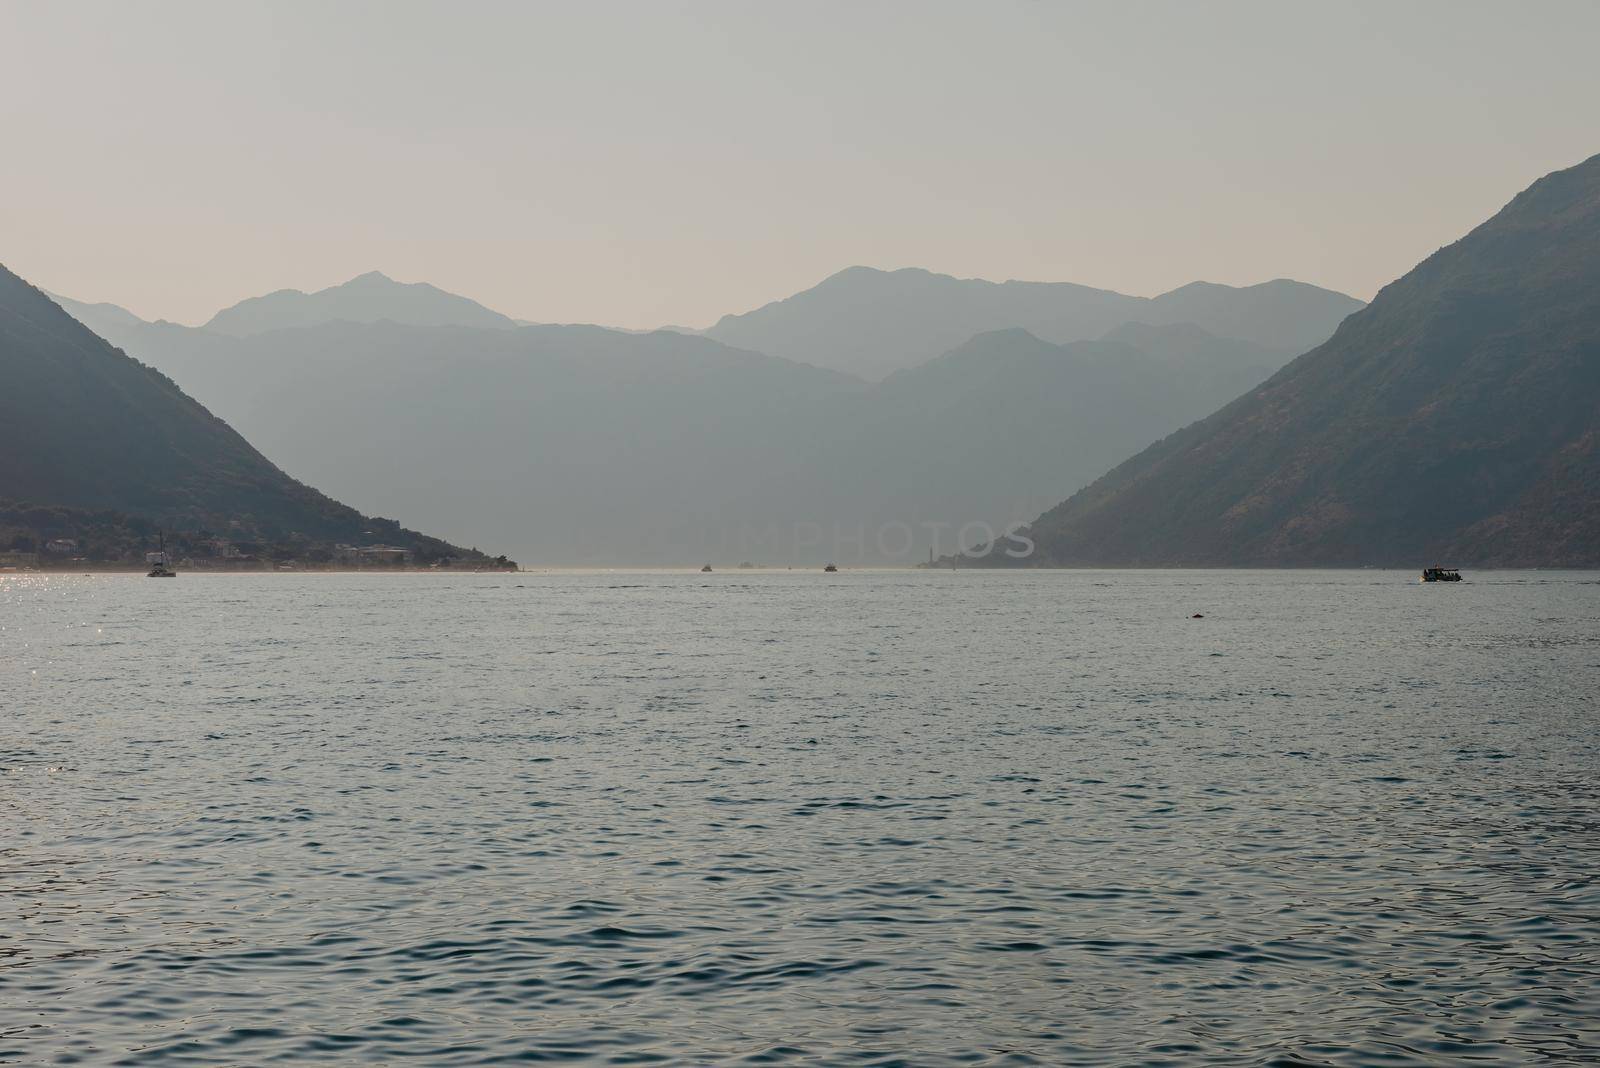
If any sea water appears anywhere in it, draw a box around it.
[2,570,1597,1064]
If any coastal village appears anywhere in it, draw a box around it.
[0,536,515,572]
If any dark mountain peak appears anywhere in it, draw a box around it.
[1011,154,1600,568]
[1363,153,1600,294]
[1500,151,1600,217]
[0,262,499,563]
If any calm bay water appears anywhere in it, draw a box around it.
[2,569,1598,1065]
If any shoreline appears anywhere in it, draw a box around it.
[4,565,1592,577]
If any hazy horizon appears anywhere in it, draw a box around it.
[5,0,1599,329]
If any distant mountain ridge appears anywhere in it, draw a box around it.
[1,263,505,564]
[62,265,1359,380]
[1142,279,1367,352]
[43,291,146,339]
[704,266,1364,380]
[204,270,517,336]
[48,261,1362,565]
[994,153,1600,568]
[55,309,1290,565]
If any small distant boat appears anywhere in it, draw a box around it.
[1421,567,1462,582]
[146,533,178,578]
[823,563,838,573]
[701,564,713,573]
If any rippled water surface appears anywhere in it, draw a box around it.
[3,569,1598,1065]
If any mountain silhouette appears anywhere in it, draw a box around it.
[1004,153,1600,568]
[61,308,1289,564]
[203,270,516,335]
[1,264,496,561]
[703,266,1363,380]
[732,326,1287,556]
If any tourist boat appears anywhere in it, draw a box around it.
[700,564,713,572]
[147,534,177,578]
[823,563,838,572]
[1421,567,1462,582]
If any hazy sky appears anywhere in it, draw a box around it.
[4,0,1597,329]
